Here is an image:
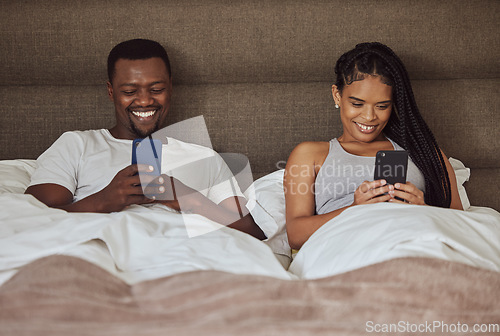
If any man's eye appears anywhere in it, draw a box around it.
[151,88,165,94]
[122,91,136,95]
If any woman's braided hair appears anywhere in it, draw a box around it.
[334,42,451,207]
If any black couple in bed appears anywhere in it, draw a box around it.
[25,39,462,245]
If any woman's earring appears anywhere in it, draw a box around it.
[335,104,339,109]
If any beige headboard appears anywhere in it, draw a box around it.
[1,0,498,210]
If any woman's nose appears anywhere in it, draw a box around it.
[361,106,376,121]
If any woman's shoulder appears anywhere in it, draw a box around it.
[292,141,330,156]
[288,141,331,168]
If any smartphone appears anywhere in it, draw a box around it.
[132,137,162,177]
[374,150,408,185]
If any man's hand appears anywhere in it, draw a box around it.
[143,174,201,212]
[143,174,266,239]
[90,164,158,212]
[25,164,157,213]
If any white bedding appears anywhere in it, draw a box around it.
[0,159,499,287]
[289,203,500,279]
[0,193,294,286]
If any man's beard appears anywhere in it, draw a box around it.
[128,114,161,139]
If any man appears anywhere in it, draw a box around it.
[25,39,266,240]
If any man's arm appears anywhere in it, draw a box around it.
[151,176,266,240]
[26,160,266,238]
[216,196,267,240]
[25,165,156,213]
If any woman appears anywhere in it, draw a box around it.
[284,42,463,250]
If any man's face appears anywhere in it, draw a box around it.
[107,57,172,140]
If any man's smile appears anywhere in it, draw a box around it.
[131,109,158,118]
[128,107,161,123]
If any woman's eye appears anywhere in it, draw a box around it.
[352,103,363,107]
[377,105,389,110]
[122,91,136,96]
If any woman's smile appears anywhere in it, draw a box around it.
[354,121,377,133]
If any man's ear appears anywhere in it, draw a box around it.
[331,84,341,106]
[106,81,114,102]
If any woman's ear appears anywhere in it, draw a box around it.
[331,85,341,106]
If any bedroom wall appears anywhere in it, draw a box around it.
[0,0,498,209]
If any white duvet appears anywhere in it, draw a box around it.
[289,202,500,279]
[0,193,294,286]
[1,193,499,288]
[1,160,499,286]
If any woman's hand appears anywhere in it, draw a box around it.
[388,182,426,205]
[352,179,392,205]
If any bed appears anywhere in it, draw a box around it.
[1,158,499,335]
[1,0,499,335]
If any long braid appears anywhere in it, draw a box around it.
[334,42,451,207]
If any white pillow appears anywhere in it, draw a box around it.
[244,170,290,257]
[0,159,37,194]
[449,157,471,210]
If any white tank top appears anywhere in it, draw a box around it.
[314,138,426,214]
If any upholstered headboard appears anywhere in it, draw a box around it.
[1,0,499,210]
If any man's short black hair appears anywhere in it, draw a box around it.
[107,39,172,83]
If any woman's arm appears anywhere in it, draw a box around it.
[441,150,464,210]
[284,142,336,249]
[284,142,391,249]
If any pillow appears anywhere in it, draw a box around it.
[0,159,37,194]
[448,157,471,210]
[244,170,290,257]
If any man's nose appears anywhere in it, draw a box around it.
[136,90,154,105]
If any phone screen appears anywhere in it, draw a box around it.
[374,150,408,185]
[132,137,162,177]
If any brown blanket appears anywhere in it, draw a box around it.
[1,255,499,335]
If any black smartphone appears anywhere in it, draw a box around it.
[131,137,162,177]
[374,150,408,185]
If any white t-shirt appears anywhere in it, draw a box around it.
[29,129,243,205]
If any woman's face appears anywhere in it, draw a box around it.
[332,75,393,143]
